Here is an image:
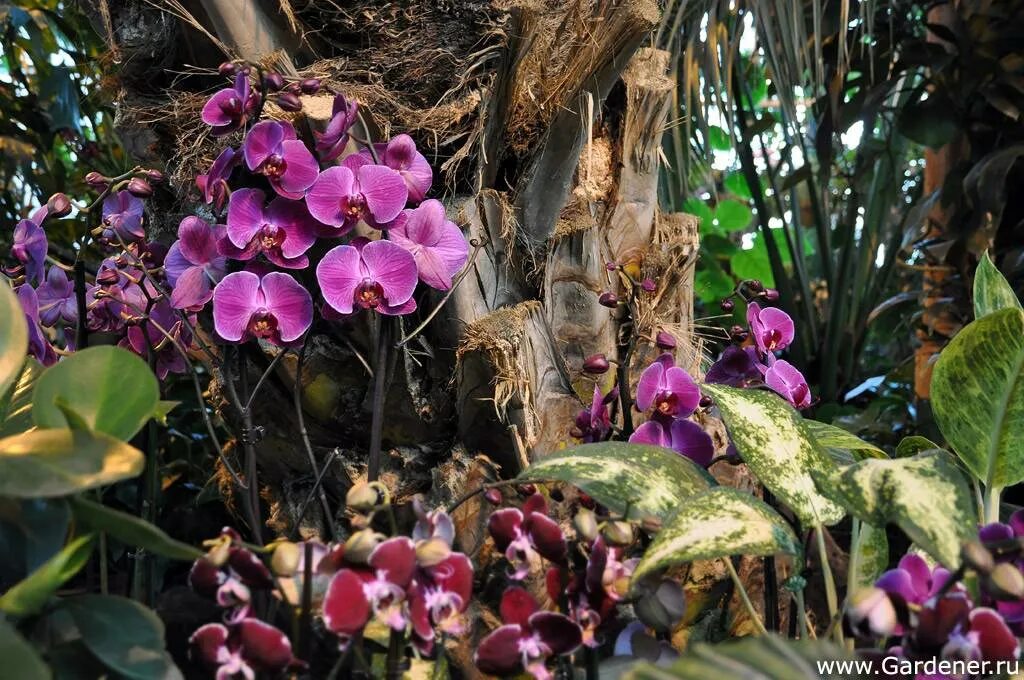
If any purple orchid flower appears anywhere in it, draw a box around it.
[874,553,962,636]
[488,493,567,580]
[221,188,318,269]
[196,146,240,211]
[629,418,715,467]
[314,93,359,162]
[201,71,258,135]
[475,586,583,680]
[212,271,312,346]
[353,134,433,204]
[118,301,192,380]
[36,266,77,328]
[100,190,145,244]
[573,385,612,443]
[190,618,294,679]
[747,302,795,354]
[189,528,274,615]
[242,121,320,200]
[636,353,701,418]
[317,238,418,316]
[12,208,49,284]
[165,216,228,311]
[977,512,1024,632]
[705,345,762,387]
[388,199,468,290]
[323,537,417,639]
[15,285,57,366]
[764,358,811,408]
[305,164,408,233]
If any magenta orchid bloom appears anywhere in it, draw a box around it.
[190,618,294,680]
[222,188,318,269]
[978,513,1024,632]
[573,385,612,443]
[165,216,228,311]
[196,146,240,211]
[305,164,408,233]
[763,358,811,408]
[15,285,57,366]
[747,302,795,354]
[242,121,320,200]
[475,586,583,680]
[317,239,418,316]
[315,93,359,162]
[636,353,701,418]
[705,345,762,387]
[212,271,312,346]
[201,71,258,135]
[389,199,468,290]
[100,190,145,244]
[323,537,417,639]
[36,266,77,327]
[353,134,433,203]
[119,301,192,380]
[629,417,715,467]
[11,206,49,284]
[488,493,567,580]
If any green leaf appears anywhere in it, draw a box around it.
[702,385,845,526]
[931,308,1024,489]
[0,428,145,497]
[974,251,1021,319]
[70,497,201,561]
[696,259,736,305]
[519,442,715,520]
[683,197,714,228]
[724,172,758,200]
[33,346,159,441]
[0,284,28,399]
[816,451,975,567]
[61,595,181,680]
[896,436,940,458]
[850,521,889,590]
[712,200,753,232]
[152,400,180,426]
[0,533,94,616]
[804,420,887,465]
[1,497,71,572]
[898,93,958,149]
[730,233,790,288]
[0,618,51,680]
[707,125,731,151]
[631,487,800,583]
[0,359,42,438]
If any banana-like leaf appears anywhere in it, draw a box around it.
[0,534,94,617]
[519,442,715,520]
[702,385,845,525]
[70,497,202,561]
[974,251,1022,319]
[632,487,800,583]
[931,308,1024,490]
[0,284,28,399]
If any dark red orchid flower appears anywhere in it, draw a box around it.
[190,617,295,679]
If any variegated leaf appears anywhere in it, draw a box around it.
[631,487,800,583]
[702,385,845,525]
[895,436,940,458]
[521,442,715,520]
[816,450,975,567]
[850,521,889,590]
[804,419,887,465]
[0,284,28,399]
[974,251,1021,319]
[931,308,1024,489]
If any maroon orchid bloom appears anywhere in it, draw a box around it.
[763,357,811,408]
[747,301,795,354]
[201,72,258,136]
[190,618,294,680]
[475,586,583,680]
[118,300,193,380]
[488,493,567,580]
[389,199,468,291]
[315,93,359,162]
[636,353,701,418]
[15,285,57,366]
[189,529,274,615]
[196,146,241,211]
[629,417,714,467]
[352,134,433,204]
[36,266,77,328]
[305,163,408,233]
[242,121,320,200]
[221,188,318,269]
[165,216,228,311]
[317,238,418,316]
[212,271,312,346]
[409,552,474,653]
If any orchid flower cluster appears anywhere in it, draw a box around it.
[848,516,1024,677]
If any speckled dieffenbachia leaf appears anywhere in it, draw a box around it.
[974,252,1021,319]
[521,442,716,520]
[804,419,887,465]
[850,521,889,590]
[702,385,845,526]
[931,308,1024,490]
[815,450,975,567]
[631,487,800,583]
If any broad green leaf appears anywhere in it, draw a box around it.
[702,385,845,526]
[712,200,752,232]
[61,595,181,680]
[0,284,28,398]
[816,451,975,567]
[683,197,713,229]
[974,252,1021,319]
[724,172,758,200]
[152,400,180,426]
[696,260,735,304]
[804,420,887,465]
[850,521,889,590]
[0,359,42,437]
[895,436,940,458]
[33,346,159,441]
[0,618,51,680]
[0,428,144,497]
[931,308,1024,489]
[70,497,201,561]
[521,442,715,520]
[707,125,731,151]
[0,497,71,572]
[631,487,800,583]
[0,534,94,616]
[897,94,958,149]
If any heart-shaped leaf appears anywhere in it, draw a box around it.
[0,284,28,399]
[0,533,94,617]
[32,345,159,441]
[701,385,845,526]
[520,442,715,520]
[0,618,51,680]
[70,497,201,561]
[974,252,1021,319]
[632,487,800,583]
[804,420,887,465]
[816,451,975,567]
[0,429,144,497]
[931,308,1024,489]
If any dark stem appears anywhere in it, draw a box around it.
[73,260,88,350]
[616,337,635,437]
[292,337,338,541]
[585,643,600,680]
[384,628,405,680]
[297,541,314,662]
[367,317,392,482]
[238,347,263,544]
[762,488,780,631]
[222,347,263,544]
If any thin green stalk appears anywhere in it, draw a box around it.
[795,587,810,639]
[815,524,842,643]
[725,558,768,636]
[847,517,861,600]
[985,486,1003,525]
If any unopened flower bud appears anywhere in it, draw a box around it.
[574,508,599,542]
[277,92,303,112]
[699,395,713,409]
[143,168,165,184]
[720,298,735,312]
[605,262,618,271]
[300,78,321,94]
[724,442,742,464]
[583,353,610,375]
[344,530,382,564]
[484,488,503,505]
[127,177,153,198]
[962,540,995,575]
[598,292,618,308]
[729,325,748,342]
[602,520,634,546]
[285,82,302,94]
[986,563,1024,600]
[517,484,537,497]
[641,278,657,293]
[346,481,383,512]
[415,537,452,567]
[578,492,595,509]
[847,587,898,638]
[264,72,285,91]
[85,171,108,190]
[762,288,780,302]
[271,541,301,576]
[636,580,686,632]
[655,331,676,351]
[746,279,764,293]
[218,61,238,77]
[95,268,120,285]
[47,193,72,218]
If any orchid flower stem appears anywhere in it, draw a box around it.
[73,260,89,349]
[99,531,108,596]
[297,541,314,662]
[585,645,599,680]
[355,111,381,164]
[984,485,1003,525]
[815,524,843,643]
[385,628,405,680]
[762,490,780,631]
[292,338,338,540]
[294,450,339,539]
[238,347,263,545]
[725,557,767,636]
[795,587,810,639]
[244,349,285,412]
[367,317,393,482]
[222,348,263,544]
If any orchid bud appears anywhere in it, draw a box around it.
[574,507,599,542]
[285,82,302,95]
[277,92,303,112]
[962,540,995,575]
[346,482,383,512]
[583,353,610,375]
[484,488,503,505]
[602,520,634,546]
[85,171,108,190]
[605,261,618,271]
[746,279,764,293]
[641,278,657,293]
[724,442,742,464]
[143,168,165,184]
[720,298,735,312]
[986,563,1024,600]
[729,324,748,342]
[95,268,120,285]
[598,292,618,308]
[847,587,898,638]
[218,61,238,77]
[415,537,452,567]
[127,177,153,198]
[517,483,537,496]
[578,492,595,509]
[655,331,676,350]
[47,193,72,218]
[763,288,780,302]
[699,395,713,409]
[264,72,285,91]
[271,541,301,577]
[300,78,321,94]
[636,580,686,633]
[344,530,382,564]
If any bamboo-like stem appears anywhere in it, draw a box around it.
[725,557,768,636]
[815,524,842,643]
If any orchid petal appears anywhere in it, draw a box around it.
[260,272,312,343]
[212,271,261,341]
[317,245,363,315]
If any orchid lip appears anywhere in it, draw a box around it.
[260,154,287,179]
[247,310,278,338]
[355,279,385,309]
